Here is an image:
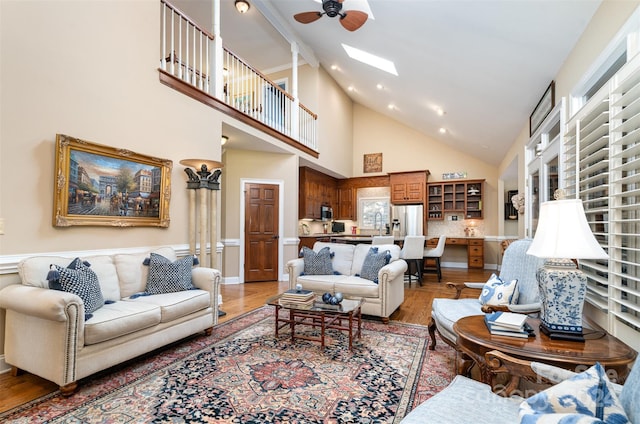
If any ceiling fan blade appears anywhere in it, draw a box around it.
[340,10,368,31]
[294,11,323,24]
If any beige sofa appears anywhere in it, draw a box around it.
[286,242,407,323]
[0,246,219,395]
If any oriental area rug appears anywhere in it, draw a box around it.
[1,307,456,423]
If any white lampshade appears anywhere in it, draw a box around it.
[527,199,608,260]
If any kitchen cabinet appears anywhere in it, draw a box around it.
[299,167,337,219]
[389,171,428,204]
[336,186,356,220]
[427,179,485,220]
[298,235,331,252]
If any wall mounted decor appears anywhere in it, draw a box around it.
[442,171,467,180]
[52,134,172,227]
[530,81,555,136]
[363,153,383,173]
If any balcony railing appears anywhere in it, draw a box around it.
[159,0,318,152]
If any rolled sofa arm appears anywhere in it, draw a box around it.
[286,258,305,289]
[0,284,84,322]
[379,259,408,282]
[191,266,221,325]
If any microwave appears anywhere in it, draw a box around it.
[321,205,333,221]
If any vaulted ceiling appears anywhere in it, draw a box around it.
[214,0,602,166]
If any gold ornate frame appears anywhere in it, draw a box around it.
[52,134,172,227]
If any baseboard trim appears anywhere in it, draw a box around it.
[0,354,9,374]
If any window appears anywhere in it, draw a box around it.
[359,197,390,230]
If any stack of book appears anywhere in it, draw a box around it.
[484,311,535,338]
[279,289,315,309]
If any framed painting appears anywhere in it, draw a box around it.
[363,153,383,173]
[530,81,555,136]
[52,134,172,227]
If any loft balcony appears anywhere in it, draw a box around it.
[158,0,318,157]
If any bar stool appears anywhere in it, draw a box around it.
[400,235,426,285]
[423,235,446,282]
[372,235,395,245]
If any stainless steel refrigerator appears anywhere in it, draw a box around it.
[391,205,424,236]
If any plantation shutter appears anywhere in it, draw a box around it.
[609,56,640,338]
[564,86,610,311]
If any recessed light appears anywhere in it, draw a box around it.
[348,85,355,92]
[376,84,384,90]
[342,44,398,76]
[388,104,396,110]
[331,64,339,71]
[439,128,447,134]
[436,108,445,116]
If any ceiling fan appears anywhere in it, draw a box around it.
[294,0,368,32]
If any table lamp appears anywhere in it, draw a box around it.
[526,195,608,341]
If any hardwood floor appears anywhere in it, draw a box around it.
[0,267,492,413]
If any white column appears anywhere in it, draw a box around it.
[199,189,209,267]
[209,189,218,269]
[212,0,224,99]
[291,42,300,140]
[188,189,196,255]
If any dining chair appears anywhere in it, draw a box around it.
[400,235,426,285]
[423,235,446,282]
[372,235,395,245]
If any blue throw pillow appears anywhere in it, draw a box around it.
[479,273,519,306]
[144,253,195,295]
[359,247,391,284]
[519,363,629,424]
[301,246,334,275]
[49,258,105,320]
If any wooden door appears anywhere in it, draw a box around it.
[244,183,279,282]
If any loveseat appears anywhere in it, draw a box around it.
[0,246,220,395]
[286,242,407,323]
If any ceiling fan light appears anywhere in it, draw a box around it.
[235,0,250,14]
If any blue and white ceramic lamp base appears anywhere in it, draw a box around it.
[537,259,586,342]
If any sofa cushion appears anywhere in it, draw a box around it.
[124,289,211,322]
[84,300,161,345]
[301,246,334,275]
[334,275,381,298]
[519,362,628,423]
[358,247,391,283]
[296,274,345,293]
[479,273,519,306]
[314,242,355,276]
[115,247,177,298]
[431,298,483,343]
[144,253,195,294]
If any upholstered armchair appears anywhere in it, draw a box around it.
[401,349,640,423]
[428,239,544,350]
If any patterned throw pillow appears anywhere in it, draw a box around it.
[52,258,105,318]
[144,253,195,295]
[479,273,519,306]
[301,246,334,275]
[358,247,391,284]
[519,362,628,424]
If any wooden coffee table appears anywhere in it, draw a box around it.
[454,315,636,385]
[266,294,364,350]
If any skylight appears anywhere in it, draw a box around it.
[342,44,397,76]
